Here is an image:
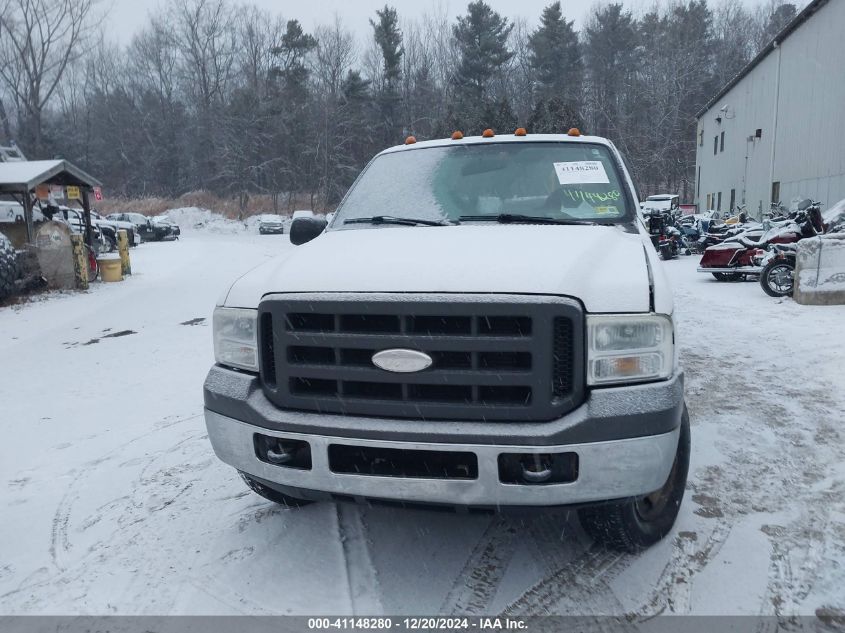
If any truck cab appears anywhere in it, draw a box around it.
[205,130,689,552]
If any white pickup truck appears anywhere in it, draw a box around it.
[205,130,689,551]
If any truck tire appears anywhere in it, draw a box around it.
[239,472,314,508]
[0,233,21,300]
[577,405,690,552]
[759,259,795,297]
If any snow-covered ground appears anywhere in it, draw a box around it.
[1,229,844,618]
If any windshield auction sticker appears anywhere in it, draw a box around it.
[553,161,610,185]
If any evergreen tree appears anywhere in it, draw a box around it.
[582,4,637,139]
[480,97,517,133]
[759,2,797,47]
[337,69,374,188]
[452,1,514,105]
[272,20,317,99]
[527,96,583,134]
[528,2,582,105]
[371,6,403,90]
[270,20,317,201]
[370,6,404,146]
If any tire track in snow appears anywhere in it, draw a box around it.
[438,516,518,615]
[500,544,634,618]
[336,504,383,615]
[633,519,732,617]
[758,507,830,621]
[42,418,204,596]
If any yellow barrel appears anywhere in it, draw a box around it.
[97,253,124,282]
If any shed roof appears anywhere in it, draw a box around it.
[696,0,830,118]
[0,159,101,193]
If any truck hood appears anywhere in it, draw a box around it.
[223,224,655,313]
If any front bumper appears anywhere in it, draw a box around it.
[259,225,284,234]
[204,367,684,507]
[206,410,679,506]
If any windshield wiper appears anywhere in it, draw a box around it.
[458,213,601,226]
[344,215,454,227]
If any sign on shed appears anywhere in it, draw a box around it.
[35,184,50,200]
[65,186,81,200]
[93,186,103,201]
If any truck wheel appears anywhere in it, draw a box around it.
[577,406,690,552]
[239,472,314,508]
[759,259,795,297]
[0,233,21,300]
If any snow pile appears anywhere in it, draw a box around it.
[161,207,321,234]
[158,207,253,234]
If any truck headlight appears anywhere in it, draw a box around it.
[587,314,674,386]
[213,307,258,372]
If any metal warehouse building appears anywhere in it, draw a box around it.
[694,0,845,218]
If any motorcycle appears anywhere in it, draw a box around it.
[645,209,690,260]
[698,201,823,282]
[757,199,844,297]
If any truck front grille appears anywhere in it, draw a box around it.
[258,294,584,421]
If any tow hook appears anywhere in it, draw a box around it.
[266,443,295,465]
[521,455,553,483]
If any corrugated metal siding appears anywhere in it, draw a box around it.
[695,0,845,216]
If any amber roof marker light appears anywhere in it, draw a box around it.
[482,128,495,138]
[404,135,417,144]
[567,128,581,137]
[451,131,464,140]
[514,127,527,136]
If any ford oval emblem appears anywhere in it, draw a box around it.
[372,349,433,373]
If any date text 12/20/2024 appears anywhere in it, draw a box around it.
[307,618,528,631]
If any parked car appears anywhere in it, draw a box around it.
[0,202,45,224]
[205,130,689,552]
[43,205,113,253]
[107,212,170,242]
[90,210,139,246]
[258,214,285,235]
[153,215,180,240]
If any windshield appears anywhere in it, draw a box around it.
[333,142,633,227]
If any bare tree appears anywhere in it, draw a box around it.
[313,15,357,99]
[0,0,101,155]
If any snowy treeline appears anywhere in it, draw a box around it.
[0,0,797,208]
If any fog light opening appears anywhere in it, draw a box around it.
[254,434,312,470]
[498,451,578,485]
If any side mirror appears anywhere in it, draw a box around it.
[290,217,327,245]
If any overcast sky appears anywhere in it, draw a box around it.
[103,0,659,46]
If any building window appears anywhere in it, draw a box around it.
[720,131,725,152]
[714,136,718,155]
[755,128,762,139]
[730,189,736,212]
[706,193,711,210]
[771,182,780,205]
[697,167,701,196]
[698,130,704,147]
[717,191,722,211]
